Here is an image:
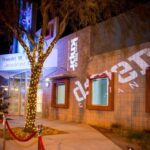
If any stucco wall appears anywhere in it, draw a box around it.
[42,4,150,130]
[85,42,150,130]
[43,42,150,130]
[42,26,91,121]
[91,3,150,55]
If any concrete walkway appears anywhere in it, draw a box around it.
[0,116,121,150]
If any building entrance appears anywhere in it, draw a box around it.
[9,71,43,116]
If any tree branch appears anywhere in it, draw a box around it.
[32,44,37,65]
[38,36,44,58]
[42,14,68,61]
[17,35,34,66]
[41,0,50,36]
[20,27,36,46]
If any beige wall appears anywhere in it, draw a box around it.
[42,4,150,130]
[85,42,150,130]
[43,40,150,130]
[91,3,150,55]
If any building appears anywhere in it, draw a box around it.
[0,3,150,130]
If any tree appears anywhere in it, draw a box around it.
[0,89,9,119]
[0,0,101,131]
[0,0,148,131]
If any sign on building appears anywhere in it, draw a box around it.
[69,37,79,71]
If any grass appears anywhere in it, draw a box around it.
[0,126,66,140]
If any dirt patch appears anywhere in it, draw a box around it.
[0,126,66,140]
[91,126,150,150]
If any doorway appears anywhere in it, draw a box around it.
[8,71,43,116]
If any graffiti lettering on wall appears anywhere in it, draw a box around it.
[73,79,89,107]
[69,37,79,71]
[73,48,150,104]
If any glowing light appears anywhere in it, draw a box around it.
[14,88,19,92]
[11,88,14,91]
[45,82,49,87]
[45,78,50,82]
[4,87,8,91]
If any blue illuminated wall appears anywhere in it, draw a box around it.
[12,0,33,53]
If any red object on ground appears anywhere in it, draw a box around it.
[6,120,36,142]
[39,136,45,150]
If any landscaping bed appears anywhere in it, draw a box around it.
[0,126,66,140]
[91,124,150,150]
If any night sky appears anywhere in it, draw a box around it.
[0,0,149,55]
[0,35,11,54]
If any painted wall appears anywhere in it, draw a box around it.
[91,3,150,55]
[42,4,150,130]
[42,26,91,120]
[43,42,150,130]
[84,43,150,130]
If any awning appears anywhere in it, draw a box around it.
[0,70,21,79]
[43,67,76,80]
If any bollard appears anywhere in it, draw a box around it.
[3,113,6,150]
[38,124,43,150]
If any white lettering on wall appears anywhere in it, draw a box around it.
[111,61,138,83]
[73,47,150,103]
[90,70,112,80]
[118,88,125,93]
[129,81,139,89]
[84,79,89,95]
[128,48,150,75]
[73,81,86,102]
[69,37,79,71]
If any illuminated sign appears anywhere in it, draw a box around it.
[69,37,79,71]
[73,47,150,106]
[0,49,58,71]
[17,0,33,53]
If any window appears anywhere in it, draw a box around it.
[87,73,114,111]
[146,67,150,113]
[51,79,69,108]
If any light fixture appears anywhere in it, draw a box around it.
[4,87,8,91]
[45,78,50,82]
[45,82,50,87]
[45,78,50,87]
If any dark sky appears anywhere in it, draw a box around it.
[0,0,149,55]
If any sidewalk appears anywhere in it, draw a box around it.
[0,116,121,150]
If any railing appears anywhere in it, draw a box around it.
[0,114,45,150]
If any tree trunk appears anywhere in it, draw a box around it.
[24,65,42,132]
